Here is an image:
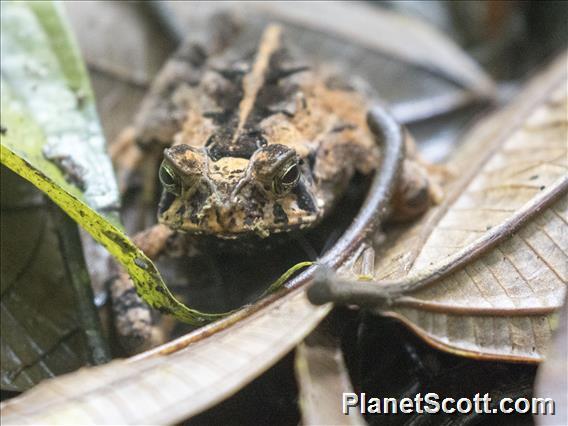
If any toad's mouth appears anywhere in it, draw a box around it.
[158,213,320,239]
[157,182,321,238]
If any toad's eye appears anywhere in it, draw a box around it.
[272,162,300,196]
[159,161,181,196]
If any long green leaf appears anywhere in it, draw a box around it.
[0,1,217,324]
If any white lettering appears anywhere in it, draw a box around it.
[367,398,380,414]
[482,393,492,413]
[400,398,413,414]
[442,397,455,413]
[501,397,514,413]
[515,398,530,414]
[340,392,556,416]
[456,397,472,413]
[532,397,555,415]
[414,393,424,413]
[342,393,358,415]
[383,397,397,414]
[424,393,440,414]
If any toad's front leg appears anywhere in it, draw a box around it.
[109,224,174,353]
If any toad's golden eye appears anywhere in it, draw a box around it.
[272,161,300,196]
[159,161,181,196]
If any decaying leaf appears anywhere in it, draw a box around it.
[309,52,568,362]
[295,324,365,426]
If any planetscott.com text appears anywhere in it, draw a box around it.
[342,392,556,416]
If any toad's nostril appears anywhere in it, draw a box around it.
[216,206,234,229]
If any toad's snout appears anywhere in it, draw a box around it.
[214,196,262,231]
[216,205,236,229]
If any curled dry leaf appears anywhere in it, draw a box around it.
[310,52,568,362]
[295,325,366,426]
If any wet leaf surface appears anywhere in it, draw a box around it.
[0,168,92,391]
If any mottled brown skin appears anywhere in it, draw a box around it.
[110,21,437,352]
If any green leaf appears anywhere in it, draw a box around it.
[1,166,103,391]
[0,1,217,324]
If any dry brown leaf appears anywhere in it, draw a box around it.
[378,53,567,362]
[295,325,366,426]
[310,52,567,362]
